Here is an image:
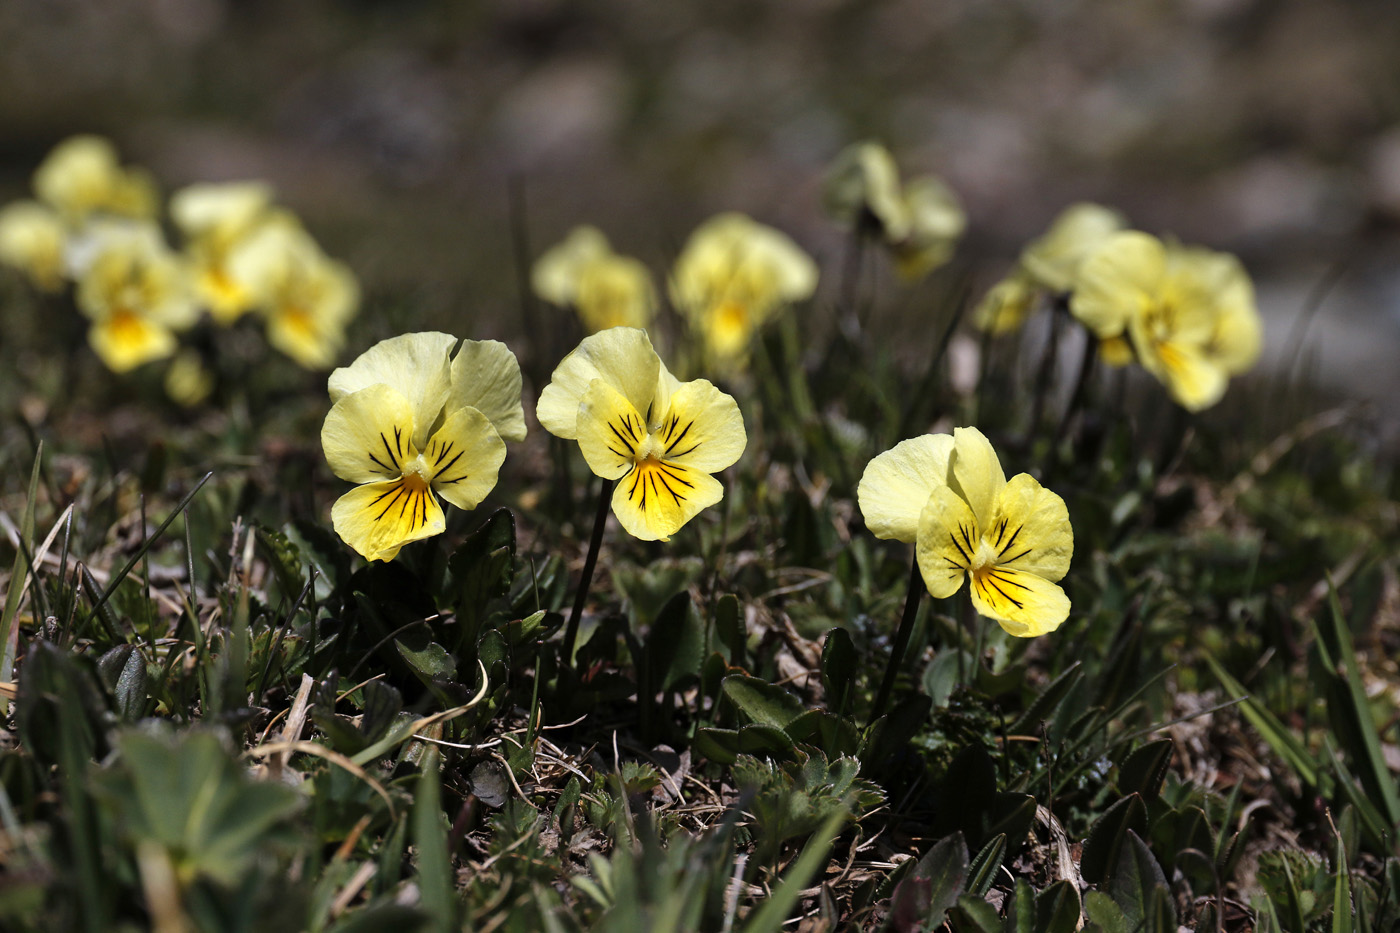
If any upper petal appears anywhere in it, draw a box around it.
[1021,202,1125,293]
[449,339,526,443]
[948,426,1005,534]
[857,433,955,543]
[531,225,611,306]
[1070,230,1166,338]
[612,460,723,542]
[656,379,746,473]
[328,332,455,448]
[988,473,1073,583]
[576,379,648,481]
[536,327,660,440]
[914,484,978,599]
[969,566,1071,638]
[425,406,507,512]
[321,384,416,484]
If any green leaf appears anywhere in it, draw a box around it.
[1009,661,1082,737]
[447,508,516,649]
[740,806,848,933]
[1333,833,1354,933]
[1036,881,1081,933]
[96,644,148,722]
[1116,739,1173,801]
[948,895,1000,933]
[255,524,305,603]
[1205,655,1319,788]
[1107,831,1169,930]
[1081,794,1148,885]
[413,749,455,933]
[966,834,1005,898]
[820,627,857,717]
[1007,879,1035,933]
[646,591,706,693]
[0,442,42,713]
[888,832,969,932]
[714,594,744,667]
[1083,891,1129,933]
[722,675,806,729]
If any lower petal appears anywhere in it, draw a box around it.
[89,316,176,373]
[968,566,1070,637]
[611,460,722,542]
[331,478,446,562]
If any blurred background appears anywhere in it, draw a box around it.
[3,0,1399,430]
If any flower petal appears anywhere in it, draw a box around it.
[531,225,611,306]
[969,566,1070,638]
[1020,202,1124,293]
[948,426,1005,534]
[988,473,1073,583]
[915,485,978,599]
[88,315,177,373]
[449,339,526,443]
[1070,230,1165,339]
[331,478,445,563]
[1135,335,1229,412]
[321,384,416,484]
[575,379,647,480]
[327,332,454,448]
[612,460,723,542]
[858,433,955,544]
[656,379,746,473]
[425,406,507,512]
[537,327,661,440]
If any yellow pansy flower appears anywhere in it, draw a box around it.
[170,181,275,323]
[0,201,66,292]
[858,427,1073,637]
[322,332,524,562]
[822,142,966,282]
[73,222,197,373]
[164,349,215,408]
[972,202,1124,335]
[670,213,817,369]
[538,327,746,541]
[34,135,157,222]
[1071,231,1262,411]
[227,218,359,369]
[533,226,656,333]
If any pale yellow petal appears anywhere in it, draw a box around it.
[0,201,66,291]
[536,327,660,440]
[1099,335,1135,367]
[327,332,454,448]
[969,566,1070,638]
[88,314,177,373]
[892,175,965,282]
[948,426,1005,533]
[1021,202,1125,293]
[331,478,445,563]
[425,407,507,511]
[575,379,647,481]
[449,339,526,442]
[655,379,746,473]
[1208,262,1262,374]
[987,473,1073,583]
[821,142,910,240]
[914,485,977,599]
[321,384,417,484]
[531,226,611,306]
[857,434,955,544]
[971,273,1038,336]
[1136,335,1230,412]
[170,181,273,242]
[575,254,657,333]
[612,460,723,542]
[1070,230,1165,339]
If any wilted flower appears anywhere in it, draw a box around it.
[33,135,157,222]
[1071,231,1262,411]
[858,427,1073,637]
[227,218,359,369]
[822,141,966,282]
[670,213,817,370]
[72,222,196,373]
[0,201,66,292]
[533,226,656,333]
[321,333,525,562]
[170,181,275,323]
[972,202,1125,335]
[538,327,746,541]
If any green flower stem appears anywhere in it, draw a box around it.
[869,551,924,726]
[562,476,616,661]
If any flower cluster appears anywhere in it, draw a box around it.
[321,333,525,562]
[0,135,358,382]
[532,213,818,374]
[822,141,966,282]
[859,427,1074,637]
[532,226,656,334]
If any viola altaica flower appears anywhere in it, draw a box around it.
[532,226,657,333]
[0,201,66,292]
[1071,231,1262,411]
[170,181,275,323]
[72,222,197,373]
[33,135,157,222]
[973,202,1124,335]
[859,427,1073,637]
[227,217,359,369]
[321,333,525,562]
[670,213,817,370]
[822,141,966,282]
[538,327,746,541]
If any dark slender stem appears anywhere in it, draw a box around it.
[563,477,615,661]
[869,552,924,727]
[1025,304,1064,445]
[1047,327,1099,477]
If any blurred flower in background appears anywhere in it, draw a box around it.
[33,135,157,223]
[532,225,656,333]
[170,180,276,324]
[0,201,66,292]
